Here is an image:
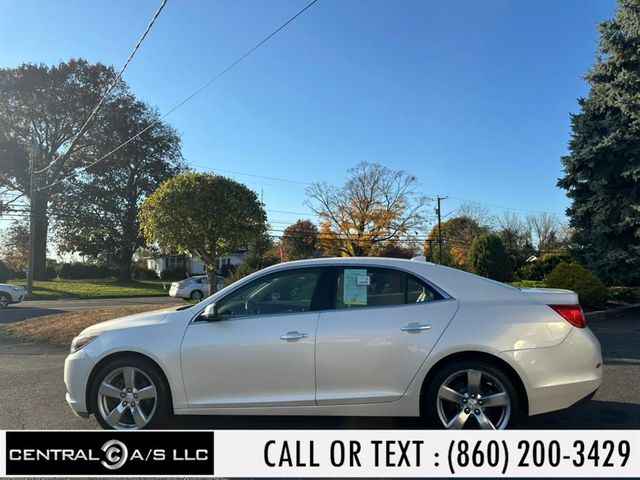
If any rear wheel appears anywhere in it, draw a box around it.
[424,360,520,430]
[190,290,204,301]
[90,356,171,430]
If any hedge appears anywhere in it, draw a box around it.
[545,262,608,309]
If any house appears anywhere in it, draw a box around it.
[146,250,246,276]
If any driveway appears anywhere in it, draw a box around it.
[0,308,638,430]
[0,297,182,324]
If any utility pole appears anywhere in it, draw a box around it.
[436,196,448,265]
[26,159,36,293]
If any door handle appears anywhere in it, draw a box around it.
[280,331,308,340]
[401,323,432,332]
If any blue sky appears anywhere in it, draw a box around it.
[0,0,616,232]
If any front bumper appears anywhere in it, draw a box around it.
[500,327,603,416]
[64,349,94,417]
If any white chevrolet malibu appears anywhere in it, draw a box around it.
[64,257,602,430]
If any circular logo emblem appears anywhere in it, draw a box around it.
[101,439,129,470]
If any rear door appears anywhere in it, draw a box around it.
[315,266,458,405]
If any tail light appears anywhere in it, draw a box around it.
[549,304,586,328]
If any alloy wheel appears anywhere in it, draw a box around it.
[97,366,157,430]
[191,290,203,301]
[0,295,9,309]
[436,369,511,430]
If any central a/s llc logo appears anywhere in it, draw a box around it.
[100,438,210,470]
[5,431,215,476]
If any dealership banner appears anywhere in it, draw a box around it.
[0,430,638,477]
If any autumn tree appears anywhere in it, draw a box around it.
[0,60,128,278]
[139,173,267,292]
[281,219,318,261]
[52,97,183,280]
[424,216,488,268]
[306,162,430,256]
[558,0,640,285]
[0,221,29,272]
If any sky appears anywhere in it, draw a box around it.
[0,0,617,235]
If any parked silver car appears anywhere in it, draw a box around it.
[0,283,26,308]
[168,275,226,301]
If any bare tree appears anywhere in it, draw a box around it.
[526,212,564,252]
[306,162,430,256]
[457,202,496,229]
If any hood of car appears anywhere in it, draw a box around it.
[80,306,181,336]
[0,283,24,289]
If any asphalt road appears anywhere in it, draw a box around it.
[0,304,638,430]
[0,296,182,324]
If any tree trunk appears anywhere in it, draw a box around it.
[206,264,218,295]
[117,247,134,282]
[32,192,49,280]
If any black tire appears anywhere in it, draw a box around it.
[0,294,10,309]
[90,355,172,430]
[190,290,204,301]
[423,359,520,430]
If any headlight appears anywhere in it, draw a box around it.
[70,334,99,353]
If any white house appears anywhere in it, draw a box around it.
[146,251,246,276]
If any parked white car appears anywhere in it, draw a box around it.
[0,283,26,308]
[168,275,225,301]
[64,257,602,430]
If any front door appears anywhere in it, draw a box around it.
[180,267,323,408]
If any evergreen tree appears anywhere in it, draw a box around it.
[558,0,640,285]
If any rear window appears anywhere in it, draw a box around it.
[334,267,443,309]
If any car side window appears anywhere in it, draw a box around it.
[215,269,321,319]
[334,267,442,309]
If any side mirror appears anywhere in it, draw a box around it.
[201,303,219,321]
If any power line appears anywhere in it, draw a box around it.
[36,0,320,192]
[35,0,169,174]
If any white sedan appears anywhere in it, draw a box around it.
[64,257,602,430]
[168,275,226,301]
[0,283,26,308]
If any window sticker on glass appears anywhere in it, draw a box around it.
[343,269,368,305]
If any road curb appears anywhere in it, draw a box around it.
[585,304,640,321]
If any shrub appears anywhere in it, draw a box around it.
[519,253,571,281]
[607,286,639,304]
[469,233,513,282]
[545,262,608,309]
[160,268,188,281]
[13,270,26,279]
[58,262,116,279]
[132,266,159,280]
[44,265,57,280]
[0,260,11,282]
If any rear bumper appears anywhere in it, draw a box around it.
[500,327,602,416]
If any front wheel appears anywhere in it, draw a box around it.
[90,356,171,430]
[423,360,520,430]
[0,294,9,309]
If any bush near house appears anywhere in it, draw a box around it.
[518,253,571,281]
[159,268,188,280]
[132,266,159,280]
[545,262,608,309]
[58,263,118,279]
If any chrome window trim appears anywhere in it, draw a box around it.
[190,262,454,324]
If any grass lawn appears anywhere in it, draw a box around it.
[10,278,170,300]
[4,305,172,347]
